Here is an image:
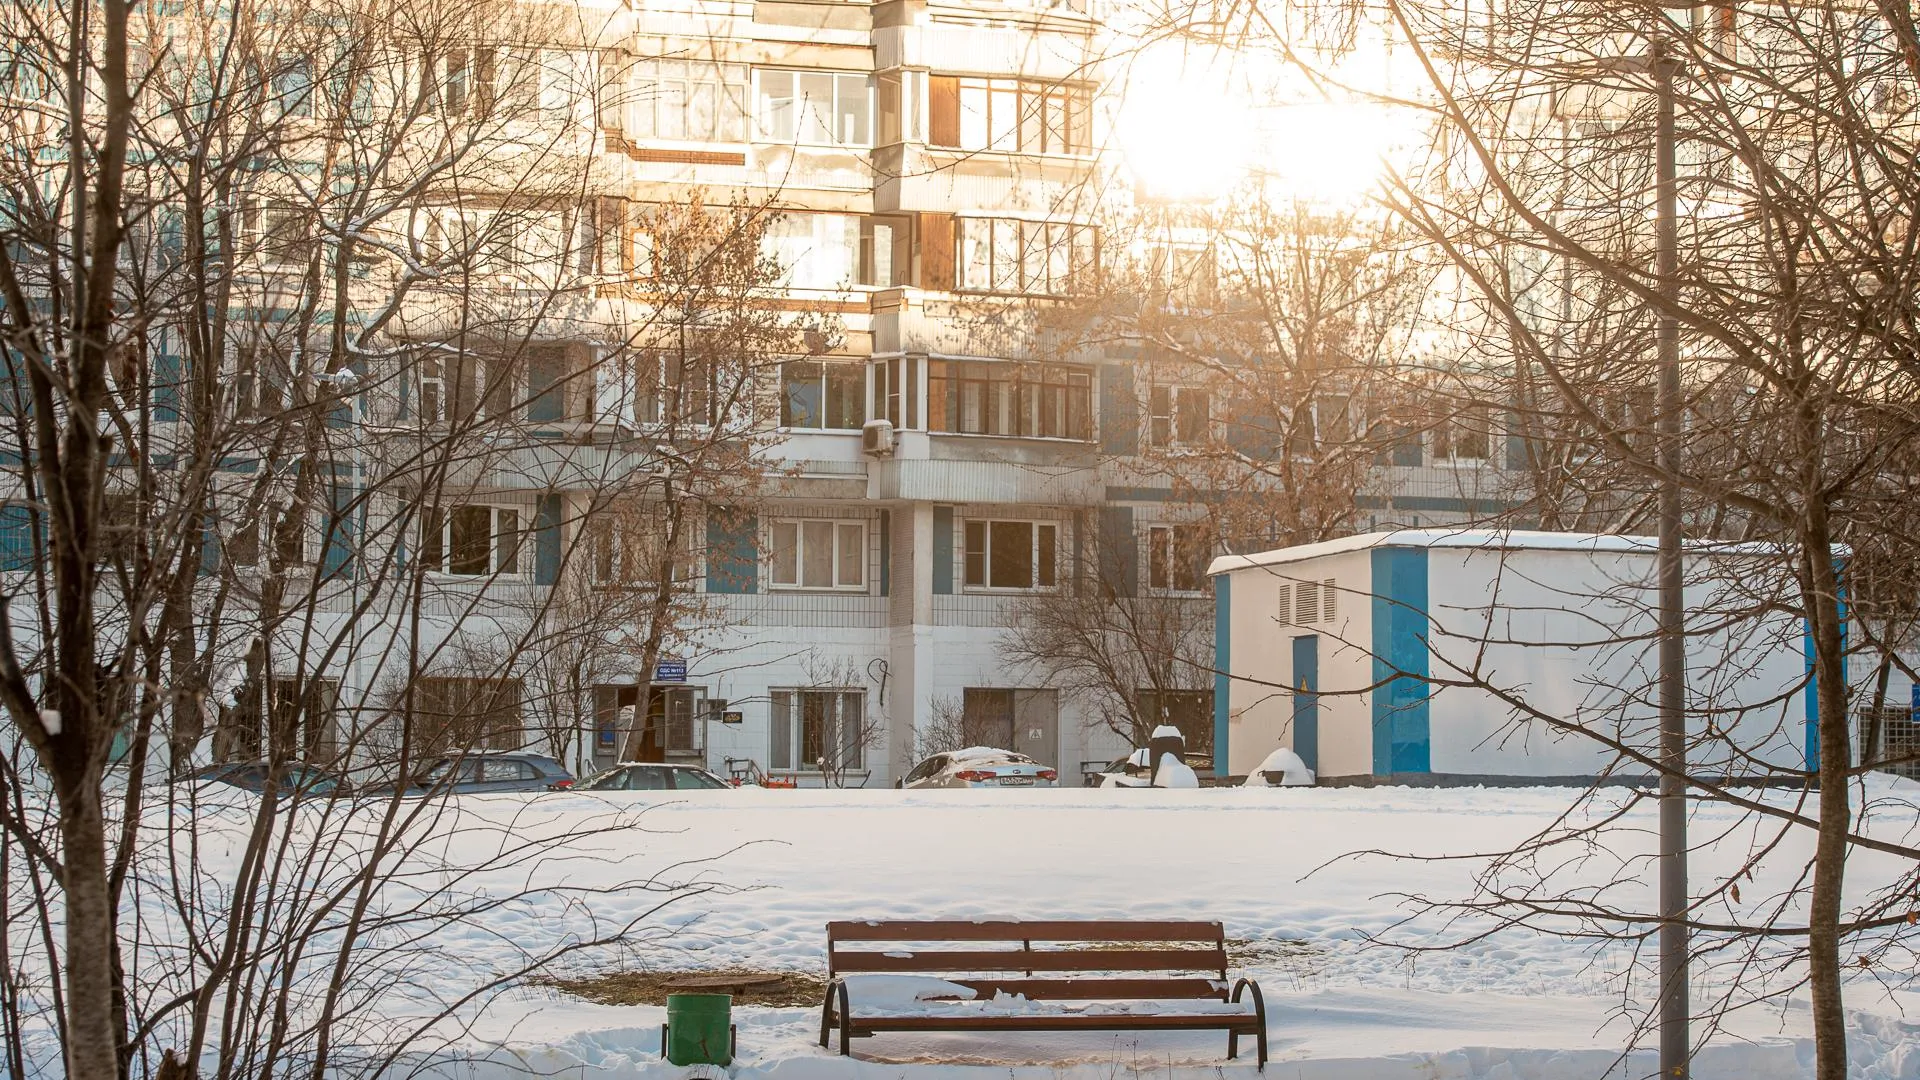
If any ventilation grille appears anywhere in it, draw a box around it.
[1295,581,1320,624]
[1278,578,1340,625]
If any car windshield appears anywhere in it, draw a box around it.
[673,769,727,790]
[950,756,1030,770]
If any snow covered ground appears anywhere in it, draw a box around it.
[309,780,1920,1080]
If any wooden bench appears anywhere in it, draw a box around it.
[819,919,1267,1067]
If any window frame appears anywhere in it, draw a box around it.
[587,509,696,588]
[927,360,1092,441]
[419,503,526,578]
[755,68,874,147]
[1431,407,1494,466]
[961,518,1058,591]
[1148,384,1214,449]
[779,360,867,430]
[932,76,1093,156]
[769,687,867,772]
[954,217,1096,297]
[767,517,868,591]
[1146,523,1211,593]
[627,58,750,143]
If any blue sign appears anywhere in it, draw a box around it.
[655,660,688,683]
[1911,683,1919,714]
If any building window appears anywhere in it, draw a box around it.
[222,500,306,569]
[955,218,1096,296]
[1147,524,1211,592]
[769,519,866,590]
[233,345,291,417]
[412,352,527,425]
[407,676,524,752]
[770,689,865,771]
[627,59,748,142]
[760,212,860,290]
[756,69,872,146]
[927,360,1091,440]
[243,202,315,268]
[274,59,313,119]
[1432,407,1492,464]
[859,216,912,286]
[927,76,1092,155]
[421,505,523,576]
[780,361,865,429]
[1148,385,1212,448]
[1148,244,1218,307]
[963,519,1056,590]
[268,676,339,761]
[623,349,734,429]
[874,355,921,430]
[1135,689,1213,754]
[587,509,694,586]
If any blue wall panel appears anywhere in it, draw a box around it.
[1213,573,1230,778]
[932,506,953,594]
[1293,634,1320,772]
[706,507,758,594]
[1370,546,1432,775]
[1099,363,1137,456]
[534,494,562,585]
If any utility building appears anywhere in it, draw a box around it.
[1209,530,1822,783]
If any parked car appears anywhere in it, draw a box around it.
[898,748,1058,789]
[184,761,346,798]
[582,763,731,791]
[369,752,575,796]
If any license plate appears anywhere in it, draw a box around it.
[999,776,1035,786]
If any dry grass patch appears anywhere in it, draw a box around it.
[535,969,828,1007]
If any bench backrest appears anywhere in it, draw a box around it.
[826,920,1230,985]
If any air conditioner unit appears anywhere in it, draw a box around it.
[862,418,895,456]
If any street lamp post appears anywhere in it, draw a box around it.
[1583,41,1688,1078]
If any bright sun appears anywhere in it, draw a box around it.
[1113,45,1257,202]
[1114,43,1417,206]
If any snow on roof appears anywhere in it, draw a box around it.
[1208,528,1800,576]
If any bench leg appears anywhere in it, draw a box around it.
[819,982,838,1049]
[1232,977,1269,1069]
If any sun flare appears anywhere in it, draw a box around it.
[1115,44,1420,205]
[1113,45,1259,202]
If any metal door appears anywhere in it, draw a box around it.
[1012,690,1058,766]
[1292,635,1319,771]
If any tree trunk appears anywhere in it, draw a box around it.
[1803,510,1851,1080]
[57,782,119,1079]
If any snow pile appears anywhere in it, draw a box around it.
[1150,725,1183,741]
[1151,754,1199,788]
[1244,747,1316,787]
[841,975,977,1010]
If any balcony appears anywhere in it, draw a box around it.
[869,288,1098,363]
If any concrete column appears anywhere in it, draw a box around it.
[885,501,936,778]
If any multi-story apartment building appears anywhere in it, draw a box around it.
[0,0,1529,788]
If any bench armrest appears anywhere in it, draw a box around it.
[819,977,854,1053]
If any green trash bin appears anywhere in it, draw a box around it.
[663,992,734,1066]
